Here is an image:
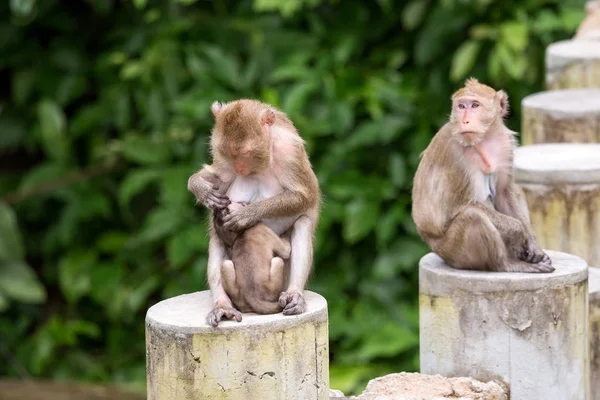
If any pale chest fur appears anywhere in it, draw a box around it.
[463,135,509,205]
[226,171,282,204]
[226,169,296,235]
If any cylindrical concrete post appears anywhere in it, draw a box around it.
[514,143,600,267]
[546,40,600,89]
[521,89,600,145]
[591,268,600,399]
[145,290,329,400]
[419,250,589,400]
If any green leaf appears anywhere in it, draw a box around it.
[37,99,69,162]
[0,292,7,312]
[58,250,96,303]
[10,0,35,16]
[89,262,125,306]
[133,0,147,8]
[132,207,186,245]
[343,199,380,244]
[18,163,67,193]
[450,40,481,82]
[120,137,171,165]
[96,231,130,253]
[500,22,528,52]
[119,168,161,206]
[402,1,428,31]
[389,152,406,188]
[12,69,36,106]
[159,167,192,206]
[0,201,24,261]
[354,321,418,361]
[373,238,429,279]
[0,260,47,303]
[166,225,209,268]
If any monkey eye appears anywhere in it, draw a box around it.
[472,102,480,108]
[458,104,466,109]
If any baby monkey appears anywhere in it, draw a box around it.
[212,201,291,315]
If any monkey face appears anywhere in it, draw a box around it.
[450,95,498,146]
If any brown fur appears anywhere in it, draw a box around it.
[187,99,321,326]
[412,78,553,273]
[213,204,290,314]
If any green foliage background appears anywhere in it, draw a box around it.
[0,0,584,395]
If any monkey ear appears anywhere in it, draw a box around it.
[496,90,509,117]
[211,101,223,118]
[260,109,276,127]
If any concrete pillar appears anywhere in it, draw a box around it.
[521,89,600,145]
[591,268,600,399]
[514,143,600,267]
[145,290,329,400]
[419,250,589,399]
[546,40,600,89]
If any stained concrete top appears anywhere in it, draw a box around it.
[590,267,600,302]
[146,290,327,335]
[521,89,600,117]
[419,250,588,297]
[547,40,600,63]
[514,143,600,184]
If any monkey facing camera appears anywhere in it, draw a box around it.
[187,99,321,327]
[412,78,553,273]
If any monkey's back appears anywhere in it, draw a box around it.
[228,223,286,314]
[411,124,474,241]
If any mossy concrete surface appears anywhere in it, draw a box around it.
[419,251,590,400]
[145,290,329,400]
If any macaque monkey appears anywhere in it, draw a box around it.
[412,78,554,273]
[213,201,290,314]
[575,1,600,39]
[187,99,320,327]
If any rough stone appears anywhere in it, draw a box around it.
[329,373,508,400]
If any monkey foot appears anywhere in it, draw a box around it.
[206,306,242,327]
[278,291,306,315]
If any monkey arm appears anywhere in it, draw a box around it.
[187,164,233,210]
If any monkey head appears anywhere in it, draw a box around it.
[210,99,276,176]
[449,78,509,147]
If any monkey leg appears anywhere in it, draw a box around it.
[220,260,239,298]
[206,235,242,327]
[436,207,554,273]
[279,215,314,315]
[266,257,285,294]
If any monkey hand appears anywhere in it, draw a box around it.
[206,306,242,327]
[222,206,256,232]
[278,290,306,315]
[188,175,230,210]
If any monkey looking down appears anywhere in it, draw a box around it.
[212,201,290,315]
[412,78,553,273]
[188,99,321,327]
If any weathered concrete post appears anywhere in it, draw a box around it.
[514,143,600,267]
[590,268,600,398]
[546,40,600,89]
[145,290,329,400]
[419,250,590,399]
[521,89,600,145]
